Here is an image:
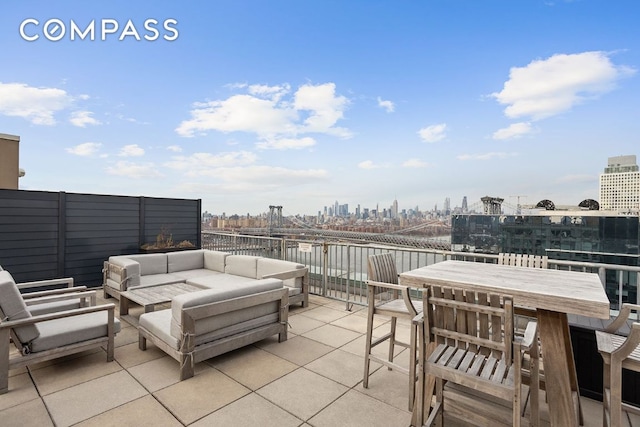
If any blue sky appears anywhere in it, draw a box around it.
[1,1,639,216]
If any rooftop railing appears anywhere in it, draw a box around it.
[202,231,640,317]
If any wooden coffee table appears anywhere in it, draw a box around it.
[120,282,206,315]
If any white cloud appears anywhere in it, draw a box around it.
[418,123,447,143]
[256,137,316,150]
[106,161,163,178]
[492,122,533,140]
[165,151,257,174]
[69,110,101,127]
[176,82,351,139]
[358,160,383,169]
[491,51,635,120]
[167,145,183,153]
[294,83,351,137]
[118,144,145,157]
[0,82,73,125]
[247,83,290,101]
[402,158,429,168]
[377,97,395,113]
[457,152,517,161]
[176,94,297,137]
[66,142,102,156]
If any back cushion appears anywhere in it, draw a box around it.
[167,250,205,273]
[224,255,259,279]
[257,259,305,288]
[0,271,40,345]
[127,254,168,275]
[170,278,283,339]
[203,250,228,273]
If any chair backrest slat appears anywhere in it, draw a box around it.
[425,285,514,365]
[368,253,398,284]
[498,253,548,269]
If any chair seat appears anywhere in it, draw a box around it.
[597,330,640,371]
[377,299,423,315]
[426,343,516,399]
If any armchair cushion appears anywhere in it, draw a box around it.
[0,271,40,344]
[30,311,121,353]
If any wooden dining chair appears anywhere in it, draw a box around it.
[363,252,423,411]
[596,303,640,427]
[415,285,536,427]
[497,252,547,424]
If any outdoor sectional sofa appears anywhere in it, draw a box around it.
[102,249,309,311]
[102,249,304,380]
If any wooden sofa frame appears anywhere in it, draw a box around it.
[103,258,309,311]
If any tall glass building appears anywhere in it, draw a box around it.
[451,211,640,308]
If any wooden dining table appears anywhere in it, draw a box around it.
[400,260,611,427]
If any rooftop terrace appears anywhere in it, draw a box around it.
[2,292,639,427]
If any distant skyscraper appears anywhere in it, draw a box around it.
[599,155,640,212]
[462,196,468,213]
[392,198,398,219]
[334,200,339,217]
[444,197,451,215]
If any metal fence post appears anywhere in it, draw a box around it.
[322,242,329,297]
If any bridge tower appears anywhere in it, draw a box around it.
[268,205,283,236]
[480,196,504,215]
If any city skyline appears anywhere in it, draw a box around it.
[1,1,639,216]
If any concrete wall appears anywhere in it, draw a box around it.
[0,133,20,190]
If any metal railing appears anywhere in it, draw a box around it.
[201,231,640,315]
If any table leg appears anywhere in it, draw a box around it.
[537,309,580,427]
[120,295,129,315]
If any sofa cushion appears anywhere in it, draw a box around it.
[203,250,228,273]
[170,278,283,341]
[257,258,305,288]
[224,255,259,279]
[131,273,184,289]
[108,256,141,287]
[172,269,223,281]
[30,311,121,353]
[139,309,178,349]
[186,273,257,289]
[0,270,40,345]
[27,299,84,316]
[167,250,205,273]
[128,254,169,275]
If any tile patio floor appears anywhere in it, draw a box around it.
[1,293,638,426]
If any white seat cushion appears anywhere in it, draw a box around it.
[30,311,121,353]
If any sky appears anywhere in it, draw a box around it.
[1,1,639,217]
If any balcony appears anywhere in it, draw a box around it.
[2,290,639,426]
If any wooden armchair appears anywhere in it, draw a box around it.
[363,253,422,411]
[596,303,640,427]
[0,270,119,394]
[415,285,535,427]
[1,268,95,316]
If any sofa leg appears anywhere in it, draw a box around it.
[180,354,194,381]
[139,332,147,351]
